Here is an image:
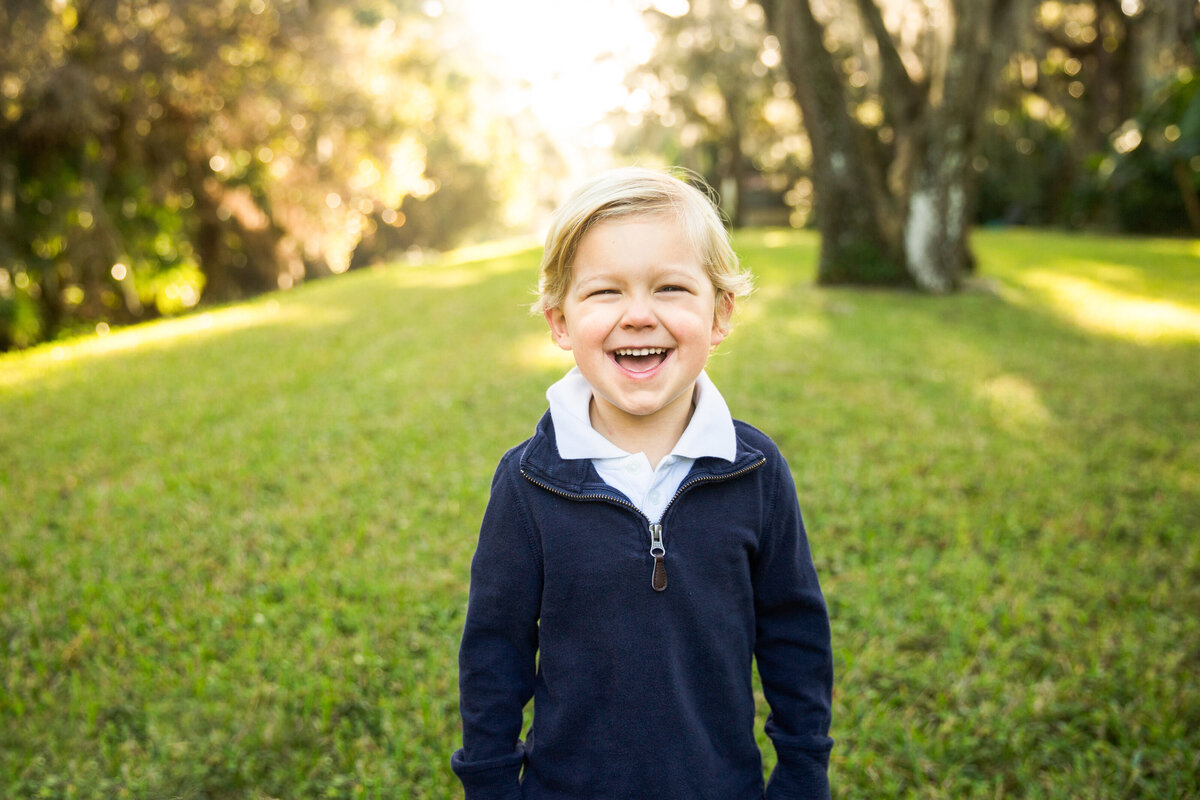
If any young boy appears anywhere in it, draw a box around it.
[451,167,833,800]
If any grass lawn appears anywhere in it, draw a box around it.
[1,228,1198,798]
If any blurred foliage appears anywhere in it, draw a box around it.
[3,0,1197,347]
[629,0,1198,238]
[0,0,534,350]
[1104,59,1200,232]
[972,0,1199,232]
[617,0,807,227]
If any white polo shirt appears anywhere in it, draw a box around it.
[545,367,737,524]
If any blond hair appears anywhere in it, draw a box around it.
[533,167,753,330]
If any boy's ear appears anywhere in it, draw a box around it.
[545,307,572,351]
[711,291,735,347]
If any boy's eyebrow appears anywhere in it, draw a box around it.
[570,272,617,288]
[573,264,706,281]
[656,268,707,283]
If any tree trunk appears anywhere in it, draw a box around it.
[1173,159,1200,236]
[760,0,908,286]
[761,0,1024,292]
[183,150,285,302]
[903,1,1014,291]
[726,106,747,228]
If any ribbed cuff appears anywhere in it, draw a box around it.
[765,726,832,800]
[450,746,525,800]
[765,761,830,800]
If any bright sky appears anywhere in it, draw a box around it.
[455,0,658,136]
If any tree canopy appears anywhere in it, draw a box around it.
[0,0,533,349]
[624,0,1198,289]
[2,0,1197,349]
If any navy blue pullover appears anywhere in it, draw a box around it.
[452,412,833,799]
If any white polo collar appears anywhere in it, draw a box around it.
[546,367,737,463]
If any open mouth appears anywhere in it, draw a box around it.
[612,347,671,374]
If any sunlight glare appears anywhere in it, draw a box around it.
[0,301,312,388]
[515,331,575,371]
[439,236,541,266]
[978,374,1053,430]
[1019,270,1200,343]
[390,237,537,290]
[652,0,690,15]
[759,230,807,248]
[457,0,654,141]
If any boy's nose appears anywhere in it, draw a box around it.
[620,294,657,328]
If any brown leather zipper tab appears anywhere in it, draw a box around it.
[652,556,667,591]
[649,523,666,592]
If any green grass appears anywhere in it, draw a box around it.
[2,229,1198,799]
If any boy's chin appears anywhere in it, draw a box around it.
[595,387,696,421]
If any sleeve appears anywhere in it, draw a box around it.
[450,453,543,800]
[753,452,834,800]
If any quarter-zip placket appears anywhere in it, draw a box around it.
[522,456,767,593]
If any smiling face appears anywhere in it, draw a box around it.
[545,214,730,445]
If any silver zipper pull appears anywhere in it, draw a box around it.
[649,523,666,592]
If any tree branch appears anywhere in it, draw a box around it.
[853,0,925,125]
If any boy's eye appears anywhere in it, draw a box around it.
[658,285,687,293]
[586,288,617,298]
